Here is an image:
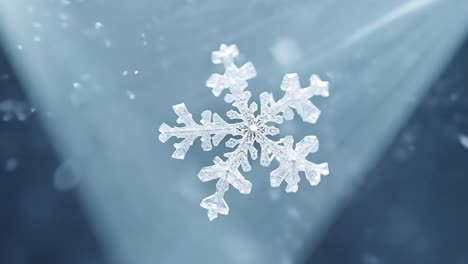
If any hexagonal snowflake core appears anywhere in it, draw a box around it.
[159,44,330,220]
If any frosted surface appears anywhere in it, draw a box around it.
[0,0,467,263]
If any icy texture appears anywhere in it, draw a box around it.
[159,44,329,220]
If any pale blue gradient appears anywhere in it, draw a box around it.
[0,1,467,263]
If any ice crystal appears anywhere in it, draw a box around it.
[159,44,329,220]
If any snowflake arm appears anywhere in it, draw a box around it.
[261,73,329,124]
[206,44,257,122]
[158,103,240,159]
[206,44,257,97]
[260,135,329,192]
[198,136,255,220]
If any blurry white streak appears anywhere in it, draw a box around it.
[343,0,438,47]
[458,134,468,149]
[126,90,136,100]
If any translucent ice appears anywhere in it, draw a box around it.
[159,44,329,220]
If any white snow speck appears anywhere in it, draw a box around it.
[5,157,19,172]
[126,90,136,100]
[458,134,468,149]
[17,45,23,50]
[95,22,103,30]
[69,82,92,106]
[122,70,129,76]
[104,39,112,48]
[134,70,139,75]
[270,37,301,66]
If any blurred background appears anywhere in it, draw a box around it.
[0,0,468,263]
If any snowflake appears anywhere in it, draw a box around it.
[159,44,330,220]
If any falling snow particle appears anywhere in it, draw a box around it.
[104,39,112,48]
[126,90,136,100]
[270,38,301,66]
[362,253,382,264]
[58,13,69,28]
[450,93,459,102]
[0,100,33,121]
[458,134,468,149]
[5,157,19,172]
[159,44,330,220]
[70,82,92,106]
[122,70,129,76]
[95,21,103,30]
[141,33,148,46]
[134,70,139,75]
[17,45,23,50]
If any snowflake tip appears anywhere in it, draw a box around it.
[206,73,225,96]
[280,73,301,91]
[297,135,319,155]
[172,103,191,124]
[310,74,329,97]
[305,162,329,186]
[239,61,257,80]
[285,184,299,193]
[171,147,187,160]
[200,194,229,221]
[211,44,239,65]
[158,123,171,143]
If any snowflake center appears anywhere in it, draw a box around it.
[249,124,258,132]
